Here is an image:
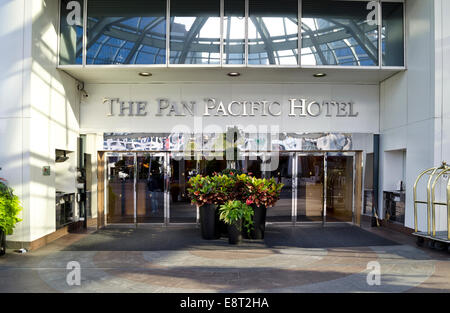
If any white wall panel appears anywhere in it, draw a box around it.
[26,0,80,242]
[0,0,29,118]
[380,72,407,131]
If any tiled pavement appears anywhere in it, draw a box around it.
[0,224,449,293]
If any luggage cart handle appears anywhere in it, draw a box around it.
[431,167,450,237]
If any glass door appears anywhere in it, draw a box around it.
[106,153,136,224]
[296,154,325,222]
[103,151,356,226]
[168,153,199,223]
[325,153,354,223]
[267,153,295,223]
[136,153,166,224]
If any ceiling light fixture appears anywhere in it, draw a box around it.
[313,73,327,78]
[227,72,241,77]
[139,72,152,77]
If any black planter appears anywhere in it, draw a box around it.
[249,205,267,240]
[218,218,228,237]
[227,220,243,245]
[0,228,6,257]
[199,204,221,240]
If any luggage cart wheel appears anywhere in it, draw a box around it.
[427,240,436,249]
[416,236,425,247]
[434,241,449,251]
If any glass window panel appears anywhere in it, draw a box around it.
[301,0,379,66]
[86,0,166,65]
[382,2,404,66]
[59,0,84,65]
[170,0,220,64]
[248,0,298,65]
[224,0,245,65]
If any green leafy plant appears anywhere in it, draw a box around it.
[221,168,243,177]
[188,171,284,211]
[187,174,226,206]
[187,173,244,206]
[0,179,23,235]
[219,200,254,234]
[243,176,284,208]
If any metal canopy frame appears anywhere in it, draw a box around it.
[413,162,450,242]
[58,0,406,69]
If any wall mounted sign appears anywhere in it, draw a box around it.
[42,166,51,176]
[104,98,359,118]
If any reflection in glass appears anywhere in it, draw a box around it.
[224,0,245,64]
[326,155,353,222]
[267,154,294,222]
[301,0,378,66]
[136,154,165,223]
[59,0,84,65]
[107,155,135,223]
[297,155,324,222]
[241,155,267,178]
[200,154,227,176]
[382,2,404,66]
[86,0,166,64]
[170,0,220,64]
[169,155,198,223]
[248,0,298,65]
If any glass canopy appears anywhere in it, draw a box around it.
[301,0,379,66]
[60,0,405,67]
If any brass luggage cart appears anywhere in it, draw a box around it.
[413,162,450,248]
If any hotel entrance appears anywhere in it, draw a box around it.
[103,151,358,226]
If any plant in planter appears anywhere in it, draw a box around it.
[244,177,284,240]
[187,174,237,240]
[219,200,254,245]
[187,175,220,240]
[0,178,23,256]
[215,171,249,236]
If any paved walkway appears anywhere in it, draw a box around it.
[0,224,449,293]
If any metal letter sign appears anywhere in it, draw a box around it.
[104,98,359,118]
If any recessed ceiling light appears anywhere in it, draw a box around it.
[227,72,241,77]
[139,72,152,77]
[313,73,327,78]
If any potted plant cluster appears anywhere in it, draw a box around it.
[187,169,283,243]
[0,177,23,256]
